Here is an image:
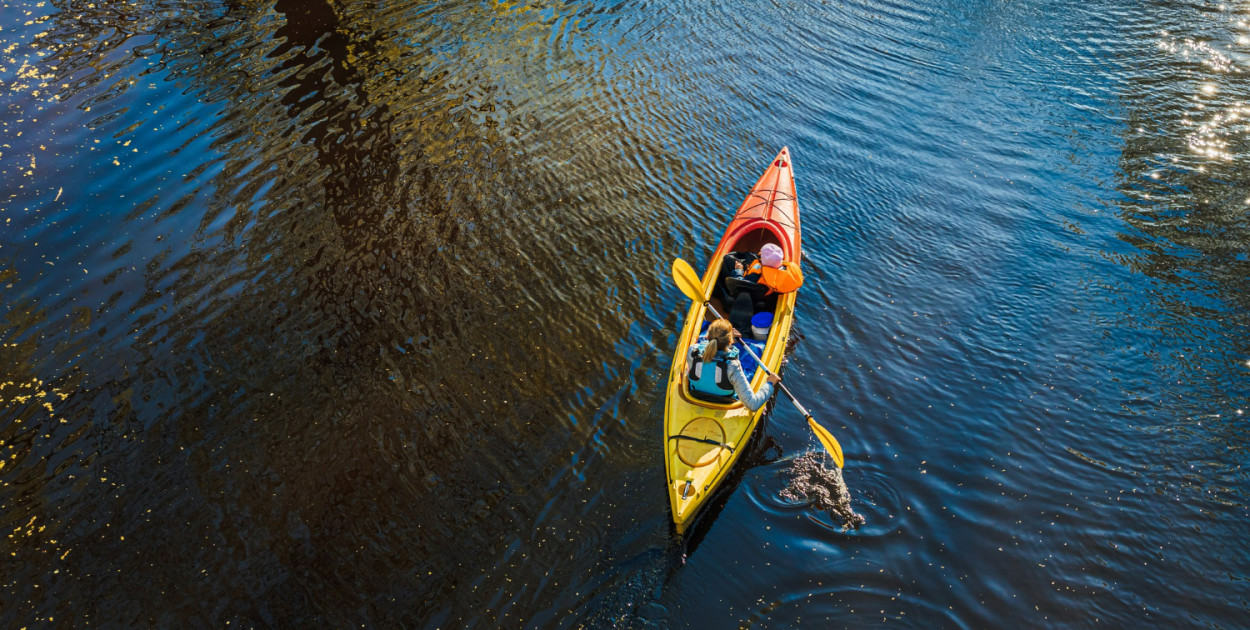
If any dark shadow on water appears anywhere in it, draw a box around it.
[573,418,786,629]
[2,0,680,627]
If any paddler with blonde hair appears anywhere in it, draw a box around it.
[697,318,781,411]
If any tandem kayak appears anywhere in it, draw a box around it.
[665,147,802,534]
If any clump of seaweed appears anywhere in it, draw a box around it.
[780,452,865,530]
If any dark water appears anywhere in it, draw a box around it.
[2,0,1248,626]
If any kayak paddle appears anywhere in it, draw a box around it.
[671,257,845,468]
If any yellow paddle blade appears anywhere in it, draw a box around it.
[672,258,706,303]
[809,417,845,469]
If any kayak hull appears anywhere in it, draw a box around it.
[665,147,801,534]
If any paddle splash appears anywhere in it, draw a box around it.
[781,452,865,530]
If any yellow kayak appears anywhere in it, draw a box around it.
[665,147,801,534]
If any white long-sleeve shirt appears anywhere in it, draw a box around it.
[725,357,774,412]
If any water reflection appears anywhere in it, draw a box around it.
[4,0,684,625]
[1114,12,1250,413]
[1097,10,1250,574]
[5,0,1250,626]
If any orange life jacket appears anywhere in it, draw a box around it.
[757,260,803,294]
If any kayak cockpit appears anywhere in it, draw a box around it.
[682,226,785,406]
[712,225,784,338]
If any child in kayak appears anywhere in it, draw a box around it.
[743,243,803,295]
[696,318,781,411]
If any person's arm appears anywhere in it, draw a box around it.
[726,358,777,412]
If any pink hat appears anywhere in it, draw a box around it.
[760,243,783,268]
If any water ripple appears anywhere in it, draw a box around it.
[2,0,1249,627]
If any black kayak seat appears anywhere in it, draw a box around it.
[728,290,754,338]
[716,252,759,304]
[724,277,768,303]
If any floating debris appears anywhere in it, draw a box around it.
[780,452,865,530]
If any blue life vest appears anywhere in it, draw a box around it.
[688,342,739,402]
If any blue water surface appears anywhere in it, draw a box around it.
[0,0,1247,627]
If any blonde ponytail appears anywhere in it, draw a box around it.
[702,319,734,363]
